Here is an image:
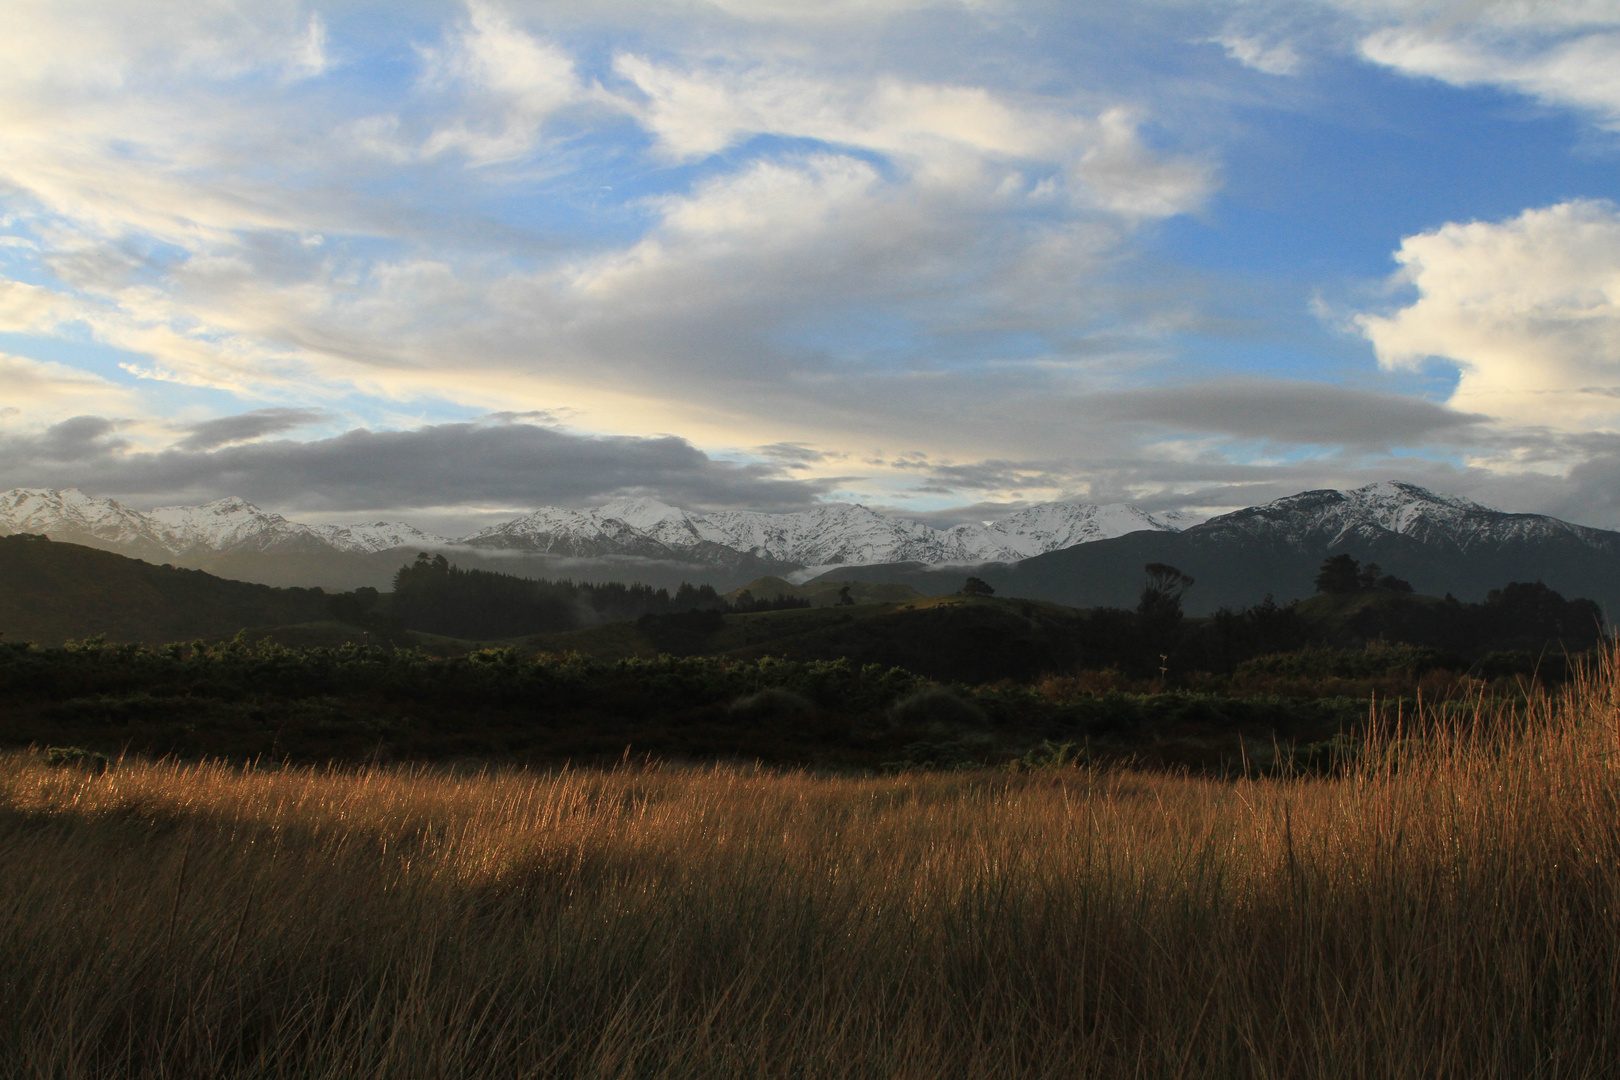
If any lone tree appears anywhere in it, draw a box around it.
[1315,553,1362,594]
[1138,562,1194,620]
[836,585,856,606]
[1315,554,1414,595]
[961,576,995,597]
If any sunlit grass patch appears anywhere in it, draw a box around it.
[3,655,1619,1078]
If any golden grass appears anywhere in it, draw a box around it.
[4,662,1620,1077]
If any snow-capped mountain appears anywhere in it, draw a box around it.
[148,496,456,555]
[308,521,460,554]
[0,488,173,556]
[1,486,1186,569]
[465,504,691,560]
[20,480,1594,579]
[0,489,454,558]
[943,503,1184,562]
[1196,481,1620,554]
[464,497,1187,568]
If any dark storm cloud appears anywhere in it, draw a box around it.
[0,416,833,513]
[174,408,330,451]
[1087,380,1488,448]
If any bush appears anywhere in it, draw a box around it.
[42,746,110,774]
[728,688,816,725]
[888,687,987,732]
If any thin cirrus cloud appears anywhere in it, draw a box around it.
[0,0,1617,524]
[1349,3,1620,129]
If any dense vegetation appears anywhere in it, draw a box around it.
[6,659,1619,1078]
[388,553,807,639]
[519,566,1603,687]
[0,634,1383,771]
[3,538,1607,771]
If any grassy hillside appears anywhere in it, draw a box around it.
[0,534,333,646]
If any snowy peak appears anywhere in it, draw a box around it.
[309,521,457,555]
[0,488,451,558]
[1200,481,1617,553]
[945,503,1181,562]
[0,488,170,552]
[465,505,677,558]
[18,480,1601,574]
[149,497,305,553]
[0,486,1190,568]
[598,496,690,530]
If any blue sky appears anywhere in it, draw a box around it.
[2,0,1620,533]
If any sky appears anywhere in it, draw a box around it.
[2,0,1620,534]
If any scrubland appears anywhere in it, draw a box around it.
[4,662,1620,1078]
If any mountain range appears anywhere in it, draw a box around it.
[0,487,1187,574]
[5,481,1620,611]
[811,481,1620,614]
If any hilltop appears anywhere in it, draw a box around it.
[0,534,334,646]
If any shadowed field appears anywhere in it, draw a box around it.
[3,664,1619,1077]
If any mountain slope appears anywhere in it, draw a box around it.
[0,534,335,645]
[810,482,1620,614]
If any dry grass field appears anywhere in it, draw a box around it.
[4,663,1620,1078]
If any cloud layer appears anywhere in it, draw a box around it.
[0,416,833,522]
[0,1,1619,526]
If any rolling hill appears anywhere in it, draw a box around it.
[0,534,336,646]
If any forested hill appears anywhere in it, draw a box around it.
[0,534,332,646]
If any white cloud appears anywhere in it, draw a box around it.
[420,1,587,163]
[1356,200,1620,431]
[1212,31,1303,75]
[0,279,81,335]
[612,55,1212,216]
[1311,1,1620,127]
[0,353,135,421]
[285,14,329,81]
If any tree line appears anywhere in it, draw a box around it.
[377,553,806,640]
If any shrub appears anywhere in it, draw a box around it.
[728,688,816,725]
[42,746,110,774]
[888,687,987,732]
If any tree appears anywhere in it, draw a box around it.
[1138,563,1194,620]
[961,576,995,597]
[1314,554,1361,594]
[837,585,856,606]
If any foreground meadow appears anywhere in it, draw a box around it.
[3,673,1619,1078]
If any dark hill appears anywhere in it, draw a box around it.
[0,534,333,645]
[809,527,1620,616]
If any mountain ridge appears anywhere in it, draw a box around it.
[0,487,1187,570]
[8,481,1620,610]
[805,481,1620,613]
